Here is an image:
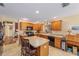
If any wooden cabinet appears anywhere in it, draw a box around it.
[33,24,39,30]
[55,37,61,49]
[51,20,62,31]
[20,22,33,30]
[41,35,48,39]
[33,23,43,32]
[66,34,79,47]
[36,42,49,56]
[66,34,79,42]
[40,42,49,56]
[36,34,48,39]
[76,34,79,42]
[66,34,76,42]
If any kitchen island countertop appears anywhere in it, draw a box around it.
[37,33,64,38]
[23,36,49,48]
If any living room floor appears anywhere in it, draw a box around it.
[0,43,76,56]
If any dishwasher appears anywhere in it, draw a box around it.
[48,36,55,47]
[77,47,79,56]
[61,37,66,50]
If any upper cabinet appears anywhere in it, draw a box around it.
[33,23,43,32]
[51,20,62,31]
[20,21,43,32]
[20,22,33,30]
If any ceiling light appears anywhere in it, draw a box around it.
[53,16,57,19]
[35,10,39,14]
[21,18,28,20]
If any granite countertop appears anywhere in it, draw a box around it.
[23,36,49,48]
[38,33,64,38]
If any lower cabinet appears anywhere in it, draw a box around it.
[73,46,77,55]
[48,36,55,47]
[77,47,79,56]
[36,42,49,56]
[35,34,48,39]
[66,44,73,53]
[55,37,61,49]
[40,43,49,56]
[66,34,76,42]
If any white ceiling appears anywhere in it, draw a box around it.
[0,3,79,22]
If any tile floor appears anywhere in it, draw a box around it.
[0,43,76,56]
[2,43,21,56]
[49,46,75,56]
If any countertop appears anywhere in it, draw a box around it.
[23,36,49,48]
[37,33,64,38]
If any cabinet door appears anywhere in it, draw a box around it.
[20,22,33,30]
[33,24,43,32]
[40,42,49,56]
[76,34,79,42]
[51,20,62,31]
[55,37,61,48]
[66,34,76,42]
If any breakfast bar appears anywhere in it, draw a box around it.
[36,33,64,48]
[22,36,49,56]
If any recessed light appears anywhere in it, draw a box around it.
[35,10,39,14]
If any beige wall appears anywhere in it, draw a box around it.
[60,14,79,34]
[51,14,79,35]
[60,14,79,25]
[0,16,18,22]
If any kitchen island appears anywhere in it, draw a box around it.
[22,36,49,56]
[35,33,64,49]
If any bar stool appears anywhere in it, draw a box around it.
[21,38,37,56]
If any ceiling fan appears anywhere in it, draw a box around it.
[0,3,5,7]
[0,3,70,7]
[61,3,70,7]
